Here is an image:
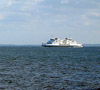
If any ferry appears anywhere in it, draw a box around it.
[42,38,83,47]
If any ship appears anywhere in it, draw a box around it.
[42,38,83,47]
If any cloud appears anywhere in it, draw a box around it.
[83,8,100,17]
[81,15,90,26]
[0,14,5,20]
[34,0,44,3]
[0,0,44,9]
[61,0,69,4]
[82,15,87,20]
[0,0,45,24]
[20,0,44,11]
[7,1,12,7]
[90,11,100,17]
[0,0,13,8]
[54,14,67,23]
[84,21,90,26]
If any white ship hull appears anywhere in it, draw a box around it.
[42,44,83,47]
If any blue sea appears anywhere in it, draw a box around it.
[0,46,100,90]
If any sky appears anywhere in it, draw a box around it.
[0,0,100,45]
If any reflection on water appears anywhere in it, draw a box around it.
[0,47,100,90]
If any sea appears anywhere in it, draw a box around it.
[0,46,100,90]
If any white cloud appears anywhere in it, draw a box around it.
[84,21,90,26]
[55,14,67,23]
[20,0,44,11]
[0,0,45,23]
[82,15,87,20]
[0,0,44,9]
[7,1,12,7]
[34,0,44,3]
[61,0,69,4]
[90,11,100,17]
[23,0,44,5]
[86,9,100,17]
[81,15,90,26]
[0,14,5,20]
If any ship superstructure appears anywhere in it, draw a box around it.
[42,38,83,47]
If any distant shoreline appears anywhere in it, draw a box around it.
[83,44,100,47]
[0,44,41,47]
[0,44,100,47]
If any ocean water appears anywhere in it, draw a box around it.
[0,46,100,90]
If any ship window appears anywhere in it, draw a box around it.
[47,41,52,44]
[50,39,54,40]
[47,42,52,44]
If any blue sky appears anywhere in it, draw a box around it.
[0,0,100,45]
